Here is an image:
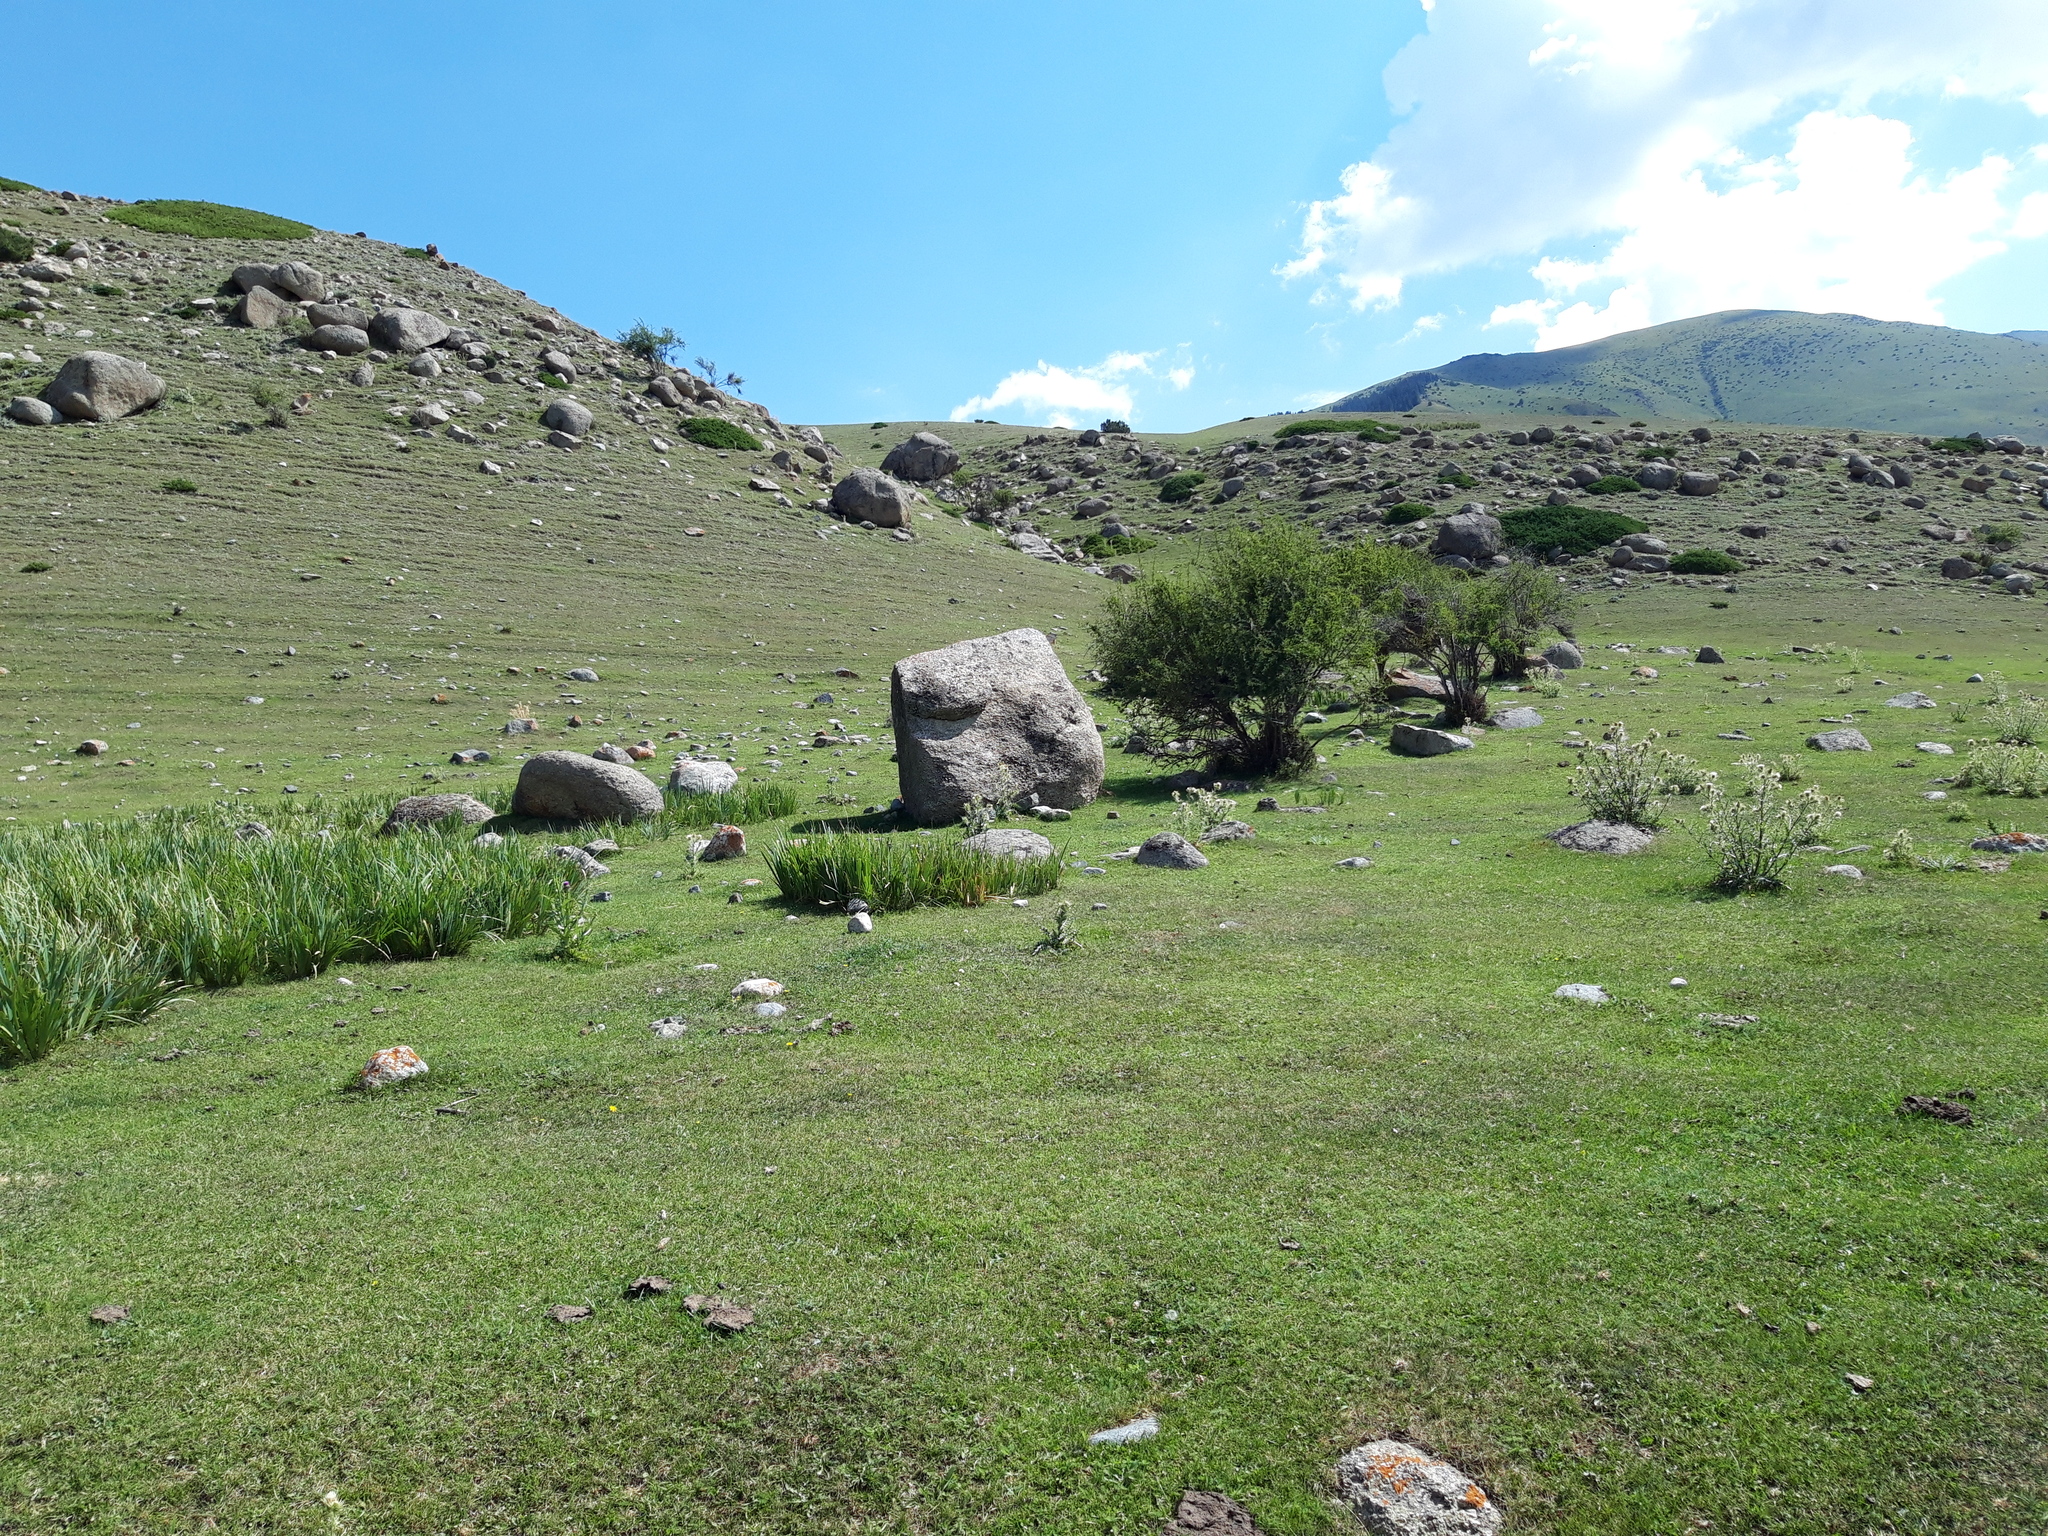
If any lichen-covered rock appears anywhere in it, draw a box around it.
[891,629,1104,826]
[1334,1440,1500,1535]
[356,1046,428,1090]
[831,466,912,528]
[1133,831,1208,868]
[380,793,495,833]
[512,750,664,822]
[367,307,451,354]
[669,757,739,795]
[880,431,960,482]
[1548,820,1655,854]
[698,824,746,861]
[1807,728,1871,752]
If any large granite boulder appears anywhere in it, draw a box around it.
[511,750,664,822]
[668,757,739,795]
[233,284,295,329]
[891,628,1104,826]
[1432,509,1503,561]
[541,398,594,438]
[368,307,451,354]
[880,431,960,482]
[831,466,911,528]
[1390,722,1473,756]
[41,352,165,421]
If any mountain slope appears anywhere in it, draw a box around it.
[1329,309,2048,435]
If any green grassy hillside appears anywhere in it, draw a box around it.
[2,187,2046,1534]
[1329,310,2048,437]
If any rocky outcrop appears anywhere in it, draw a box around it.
[40,352,165,421]
[880,431,960,482]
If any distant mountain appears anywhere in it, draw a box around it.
[1328,310,2048,435]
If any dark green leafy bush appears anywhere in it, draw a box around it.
[160,478,199,495]
[108,200,313,240]
[1157,471,1208,503]
[1081,532,1157,560]
[0,226,32,263]
[683,417,763,451]
[1586,474,1642,495]
[1670,549,1744,575]
[20,562,52,574]
[1930,435,1984,454]
[1437,471,1478,489]
[1382,502,1432,526]
[1978,522,2025,550]
[1274,418,1402,444]
[1498,505,1649,557]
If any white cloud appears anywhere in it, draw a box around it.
[1398,312,1447,344]
[1284,0,2048,341]
[951,349,1194,427]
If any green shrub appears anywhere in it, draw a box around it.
[160,478,199,495]
[402,247,433,261]
[1081,532,1157,560]
[617,320,682,371]
[1157,471,1208,503]
[19,562,51,574]
[1985,687,2048,746]
[1978,522,2025,550]
[1670,549,1744,575]
[683,417,762,451]
[1498,505,1649,557]
[0,177,38,193]
[107,200,313,240]
[0,227,33,263]
[1931,435,1984,454]
[1585,474,1642,495]
[766,833,1062,911]
[1636,446,1671,461]
[1273,418,1401,444]
[1567,723,1688,827]
[1382,502,1432,526]
[1436,471,1478,489]
[88,283,123,298]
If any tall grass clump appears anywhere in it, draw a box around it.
[654,779,800,830]
[0,815,572,1063]
[1690,756,1842,892]
[1955,740,2048,796]
[766,834,1061,912]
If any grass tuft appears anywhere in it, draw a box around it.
[766,832,1062,911]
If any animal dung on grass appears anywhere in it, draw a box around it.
[1163,1491,1264,1535]
[88,1304,130,1326]
[1548,820,1655,855]
[547,1304,593,1324]
[890,628,1105,826]
[513,750,664,823]
[1333,1440,1500,1536]
[684,1294,755,1333]
[379,793,494,834]
[624,1275,673,1299]
[355,1045,428,1089]
[1902,1094,1973,1125]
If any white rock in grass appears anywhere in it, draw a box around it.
[1554,983,1609,1004]
[1088,1415,1159,1446]
[962,828,1054,860]
[1334,1439,1500,1535]
[356,1046,427,1089]
[1916,742,1955,755]
[649,1016,690,1039]
[1884,691,1936,709]
[753,1001,788,1019]
[1335,856,1374,868]
[1821,864,1864,879]
[847,912,875,933]
[669,757,739,795]
[731,977,784,1001]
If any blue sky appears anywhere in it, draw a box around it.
[20,1,2048,431]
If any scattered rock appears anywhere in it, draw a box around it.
[234,821,273,841]
[831,466,912,528]
[541,399,594,438]
[1679,471,1721,496]
[1971,831,2048,853]
[1432,509,1504,561]
[1202,820,1256,842]
[305,323,370,355]
[591,742,634,765]
[962,828,1056,860]
[1134,832,1208,869]
[1901,1095,1972,1126]
[40,351,165,421]
[1696,646,1725,664]
[1806,728,1871,752]
[73,738,109,756]
[355,1045,428,1089]
[1335,855,1374,868]
[649,1016,690,1039]
[269,261,328,301]
[731,977,784,1002]
[1088,1416,1160,1446]
[512,750,664,822]
[1542,641,1583,670]
[1821,864,1864,879]
[1390,723,1472,756]
[1554,983,1609,1004]
[5,395,57,426]
[406,352,443,379]
[891,629,1104,826]
[698,824,746,861]
[881,431,961,482]
[668,757,740,795]
[1844,1373,1875,1393]
[1333,1440,1500,1536]
[1488,706,1543,729]
[847,911,875,933]
[1549,821,1654,854]
[1884,691,1936,709]
[380,792,494,833]
[547,1304,593,1324]
[232,283,295,329]
[550,845,609,878]
[367,308,451,353]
